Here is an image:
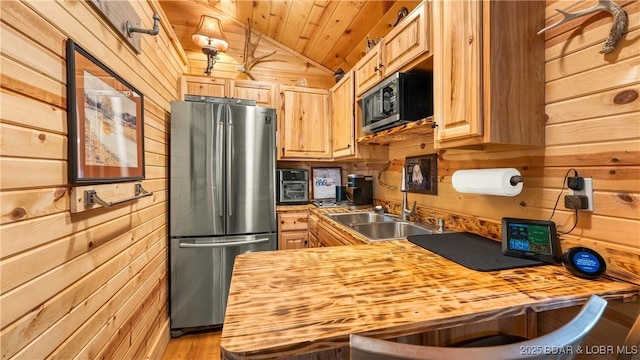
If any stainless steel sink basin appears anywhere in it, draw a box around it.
[349,221,434,241]
[328,212,397,226]
[327,211,444,242]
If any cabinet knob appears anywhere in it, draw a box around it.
[431,122,438,129]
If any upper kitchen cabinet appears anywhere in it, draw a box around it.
[278,86,332,160]
[228,80,277,107]
[381,1,430,75]
[331,70,355,158]
[179,76,227,99]
[354,42,383,97]
[355,1,431,96]
[332,71,389,160]
[432,0,545,149]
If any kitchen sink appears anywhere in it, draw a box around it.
[328,212,397,226]
[350,221,434,241]
[327,212,441,241]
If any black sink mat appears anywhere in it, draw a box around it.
[407,232,546,271]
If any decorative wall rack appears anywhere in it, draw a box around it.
[70,183,153,213]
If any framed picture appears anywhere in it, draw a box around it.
[66,39,144,184]
[312,167,341,199]
[405,154,437,194]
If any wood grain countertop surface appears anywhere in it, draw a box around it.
[276,204,316,212]
[220,240,640,359]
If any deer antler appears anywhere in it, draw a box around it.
[237,19,276,80]
[538,0,628,54]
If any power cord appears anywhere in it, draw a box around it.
[549,168,579,235]
[559,209,579,235]
[377,160,397,190]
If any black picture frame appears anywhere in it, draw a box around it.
[405,154,437,194]
[66,39,145,184]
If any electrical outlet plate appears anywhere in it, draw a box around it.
[569,178,594,211]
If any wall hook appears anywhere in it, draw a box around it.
[126,13,160,38]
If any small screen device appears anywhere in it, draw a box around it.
[502,218,561,264]
[562,247,606,279]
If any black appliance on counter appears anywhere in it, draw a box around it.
[361,72,433,134]
[346,174,373,206]
[276,169,309,204]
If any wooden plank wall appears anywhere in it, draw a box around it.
[372,1,640,285]
[0,0,184,358]
[365,0,640,348]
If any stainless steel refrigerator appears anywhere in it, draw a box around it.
[169,96,277,337]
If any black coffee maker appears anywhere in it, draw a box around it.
[346,174,373,205]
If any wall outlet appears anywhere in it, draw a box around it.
[568,177,594,211]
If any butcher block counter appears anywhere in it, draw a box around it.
[220,240,640,360]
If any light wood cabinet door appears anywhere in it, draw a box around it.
[317,222,349,247]
[382,1,430,75]
[432,0,482,145]
[229,80,277,107]
[278,86,331,160]
[279,231,308,250]
[308,233,319,248]
[308,212,320,249]
[180,76,227,99]
[308,212,320,237]
[432,0,545,149]
[354,43,383,96]
[330,71,355,158]
[278,212,309,250]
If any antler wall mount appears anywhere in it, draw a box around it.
[237,19,276,80]
[538,0,628,54]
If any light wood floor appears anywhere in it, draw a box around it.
[162,330,222,360]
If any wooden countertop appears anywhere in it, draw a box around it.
[220,240,640,359]
[276,204,315,212]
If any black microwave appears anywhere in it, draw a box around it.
[361,72,433,134]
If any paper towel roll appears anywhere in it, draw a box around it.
[452,168,523,196]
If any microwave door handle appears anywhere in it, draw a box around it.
[381,88,390,116]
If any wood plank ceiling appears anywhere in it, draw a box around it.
[159,0,420,74]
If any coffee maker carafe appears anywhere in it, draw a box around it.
[346,174,373,205]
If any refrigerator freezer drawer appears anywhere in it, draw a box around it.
[169,233,277,335]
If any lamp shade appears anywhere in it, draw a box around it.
[192,15,229,52]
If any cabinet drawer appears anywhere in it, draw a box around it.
[279,212,309,231]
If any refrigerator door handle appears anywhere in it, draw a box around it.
[226,104,234,217]
[215,105,225,217]
[178,237,271,248]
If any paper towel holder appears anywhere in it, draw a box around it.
[510,175,524,186]
[451,168,524,197]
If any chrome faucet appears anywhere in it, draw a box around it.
[401,191,416,221]
[401,166,445,232]
[401,167,416,221]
